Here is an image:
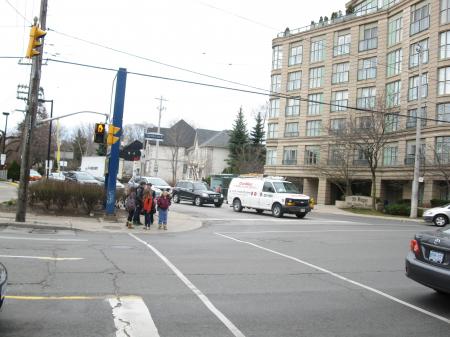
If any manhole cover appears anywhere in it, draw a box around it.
[30,228,57,234]
[103,225,122,230]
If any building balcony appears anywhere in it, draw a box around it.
[282,159,297,165]
[353,159,369,166]
[284,132,299,137]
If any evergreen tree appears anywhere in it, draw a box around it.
[250,111,265,145]
[227,107,249,173]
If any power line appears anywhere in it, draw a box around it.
[3,0,32,24]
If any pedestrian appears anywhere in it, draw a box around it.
[125,187,136,229]
[133,180,146,225]
[142,188,155,230]
[215,184,222,193]
[157,190,171,230]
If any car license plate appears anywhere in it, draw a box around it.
[429,250,444,264]
[214,198,218,202]
[300,208,305,212]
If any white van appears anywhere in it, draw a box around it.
[227,176,311,218]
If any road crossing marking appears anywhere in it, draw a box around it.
[109,296,160,337]
[215,232,450,325]
[216,229,418,234]
[0,235,87,242]
[0,254,83,261]
[129,233,246,337]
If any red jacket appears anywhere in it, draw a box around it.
[143,196,154,212]
[157,196,171,210]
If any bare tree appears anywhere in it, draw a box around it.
[425,143,450,200]
[166,121,194,184]
[232,144,265,174]
[122,123,154,144]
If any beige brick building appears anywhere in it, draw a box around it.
[265,0,450,206]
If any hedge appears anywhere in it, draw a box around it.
[385,203,423,217]
[430,199,450,208]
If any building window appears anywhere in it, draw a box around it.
[408,73,428,101]
[440,31,450,60]
[287,71,301,91]
[333,30,351,56]
[282,147,297,165]
[357,87,376,109]
[330,118,346,134]
[436,136,450,164]
[410,2,430,35]
[305,146,320,165]
[331,90,348,112]
[409,39,428,68]
[309,67,324,88]
[310,37,325,63]
[269,99,280,118]
[285,97,300,117]
[272,45,283,70]
[386,49,402,77]
[307,93,323,115]
[271,74,281,93]
[383,144,398,166]
[357,57,377,80]
[406,140,426,165]
[267,123,278,139]
[439,67,450,96]
[332,62,349,84]
[266,148,277,165]
[406,107,427,128]
[386,80,401,108]
[284,122,299,137]
[359,23,378,51]
[354,0,378,16]
[437,103,450,124]
[384,113,399,133]
[388,14,403,47]
[306,120,322,137]
[288,42,303,66]
[442,0,450,24]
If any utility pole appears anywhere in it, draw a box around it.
[41,99,54,178]
[410,44,423,218]
[16,0,48,222]
[153,96,167,177]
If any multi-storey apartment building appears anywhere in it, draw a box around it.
[265,0,450,206]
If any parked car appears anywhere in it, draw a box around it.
[423,204,450,227]
[127,176,172,196]
[172,180,223,207]
[0,262,7,309]
[64,171,102,185]
[49,172,66,181]
[227,176,311,218]
[94,176,125,189]
[405,228,450,294]
[29,169,42,182]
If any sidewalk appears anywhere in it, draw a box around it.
[312,204,424,223]
[0,209,202,234]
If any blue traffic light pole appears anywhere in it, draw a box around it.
[106,68,127,215]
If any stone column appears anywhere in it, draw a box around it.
[303,178,318,202]
[317,177,331,205]
[423,179,438,207]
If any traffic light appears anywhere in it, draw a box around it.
[94,123,105,144]
[25,25,47,58]
[107,124,121,145]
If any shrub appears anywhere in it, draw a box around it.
[385,203,424,217]
[7,161,20,181]
[430,199,450,208]
[80,184,104,214]
[30,180,54,209]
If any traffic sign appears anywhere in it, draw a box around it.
[144,132,164,140]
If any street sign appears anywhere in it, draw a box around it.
[59,160,67,167]
[0,154,5,165]
[144,132,164,140]
[45,160,53,171]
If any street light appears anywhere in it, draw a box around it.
[2,112,10,154]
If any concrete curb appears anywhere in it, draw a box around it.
[0,222,79,231]
[312,207,424,223]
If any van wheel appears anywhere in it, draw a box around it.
[172,194,180,203]
[272,203,283,218]
[233,199,243,212]
[255,209,264,214]
[194,197,202,207]
[296,213,306,219]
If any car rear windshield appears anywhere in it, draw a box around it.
[76,172,95,180]
[193,182,208,191]
[148,178,169,186]
[272,181,299,194]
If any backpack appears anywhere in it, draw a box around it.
[125,192,136,211]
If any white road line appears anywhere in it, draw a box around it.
[205,218,354,223]
[129,233,246,337]
[216,229,417,234]
[109,296,160,337]
[0,235,87,242]
[215,232,450,325]
[0,254,83,261]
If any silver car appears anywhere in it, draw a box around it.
[127,176,172,196]
[423,204,450,227]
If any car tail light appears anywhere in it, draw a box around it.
[410,239,420,255]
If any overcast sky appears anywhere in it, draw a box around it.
[1,0,344,136]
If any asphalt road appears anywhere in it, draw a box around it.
[0,203,449,337]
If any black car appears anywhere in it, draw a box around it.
[0,262,7,309]
[172,180,223,207]
[405,228,450,294]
